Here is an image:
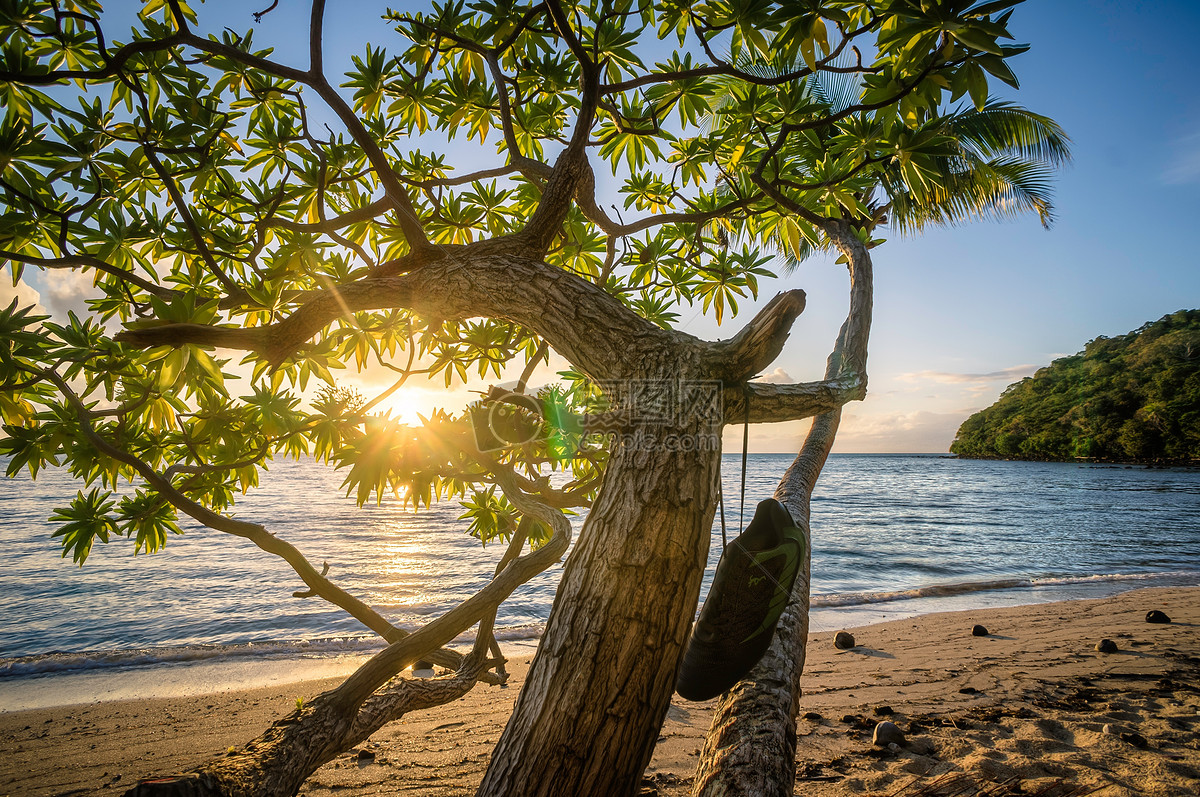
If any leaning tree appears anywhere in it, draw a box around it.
[0,1,1067,795]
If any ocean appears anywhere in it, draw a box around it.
[2,454,1199,710]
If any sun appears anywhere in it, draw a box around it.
[381,390,423,425]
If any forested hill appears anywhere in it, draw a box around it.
[951,310,1200,463]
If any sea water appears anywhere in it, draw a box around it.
[2,454,1198,710]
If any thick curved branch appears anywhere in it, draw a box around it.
[117,248,684,382]
[341,644,490,753]
[518,3,600,252]
[708,290,806,381]
[727,375,864,425]
[694,218,873,797]
[129,517,537,796]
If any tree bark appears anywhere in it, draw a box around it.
[476,420,722,797]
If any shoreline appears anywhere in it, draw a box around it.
[2,586,1198,796]
[3,570,1198,714]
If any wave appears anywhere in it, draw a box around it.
[0,623,548,679]
[1031,570,1200,587]
[812,570,1200,609]
[812,578,1033,607]
[5,572,1197,680]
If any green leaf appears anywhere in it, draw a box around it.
[51,488,117,566]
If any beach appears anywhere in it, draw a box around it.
[2,586,1198,796]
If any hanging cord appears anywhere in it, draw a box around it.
[739,390,749,528]
[718,482,727,550]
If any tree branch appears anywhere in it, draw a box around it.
[0,250,181,300]
[141,499,551,796]
[694,218,874,796]
[708,290,806,381]
[116,248,683,382]
[728,376,864,425]
[518,2,600,252]
[270,197,392,235]
[169,25,432,253]
[0,31,184,84]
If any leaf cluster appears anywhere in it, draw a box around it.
[0,0,1064,559]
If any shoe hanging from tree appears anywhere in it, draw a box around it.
[676,498,806,701]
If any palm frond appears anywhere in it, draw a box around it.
[888,156,1059,233]
[806,69,860,114]
[947,99,1072,166]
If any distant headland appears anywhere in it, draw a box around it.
[951,310,1200,465]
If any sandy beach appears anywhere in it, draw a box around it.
[2,586,1198,796]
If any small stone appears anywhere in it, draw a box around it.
[834,631,856,649]
[1120,731,1149,749]
[841,713,861,725]
[887,742,901,752]
[356,748,376,762]
[873,720,906,747]
[1102,724,1119,735]
[802,711,823,721]
[971,624,989,637]
[414,659,434,670]
[1096,639,1119,654]
[873,705,894,716]
[1146,610,1171,624]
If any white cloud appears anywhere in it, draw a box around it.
[753,367,794,384]
[897,364,1037,385]
[833,409,978,454]
[0,268,44,314]
[41,269,97,319]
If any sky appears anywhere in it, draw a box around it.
[5,0,1199,454]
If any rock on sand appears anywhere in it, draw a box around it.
[872,720,906,747]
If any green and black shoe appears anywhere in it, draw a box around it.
[675,498,806,702]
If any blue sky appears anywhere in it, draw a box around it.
[7,1,1198,453]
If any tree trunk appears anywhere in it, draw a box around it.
[691,412,838,797]
[477,431,721,797]
[127,655,489,797]
[692,221,873,796]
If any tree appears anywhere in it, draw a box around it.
[0,1,1065,796]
